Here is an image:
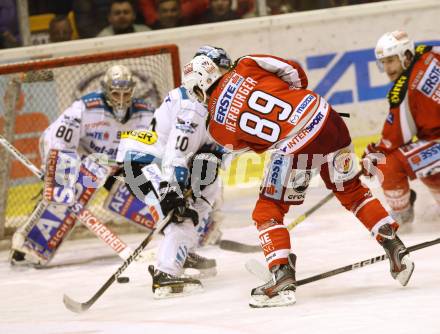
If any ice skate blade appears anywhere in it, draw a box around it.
[396,255,415,287]
[153,283,204,299]
[249,290,296,308]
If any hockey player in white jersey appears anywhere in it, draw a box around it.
[117,46,232,298]
[10,65,155,266]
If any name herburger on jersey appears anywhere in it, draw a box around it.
[214,73,258,132]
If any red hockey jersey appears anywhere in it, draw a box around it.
[377,45,440,152]
[207,55,331,154]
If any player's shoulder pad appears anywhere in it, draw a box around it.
[387,45,433,107]
[131,98,155,114]
[81,92,111,111]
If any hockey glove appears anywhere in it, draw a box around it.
[361,143,386,177]
[158,181,199,225]
[173,204,199,226]
[158,181,187,216]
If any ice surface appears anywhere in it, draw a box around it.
[1,180,439,334]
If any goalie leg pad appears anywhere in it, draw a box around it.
[11,157,110,266]
[43,149,80,206]
[104,179,158,231]
[9,200,64,266]
[18,203,77,265]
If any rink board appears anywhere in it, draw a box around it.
[1,1,439,140]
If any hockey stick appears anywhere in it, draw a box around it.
[286,192,334,230]
[0,134,44,179]
[218,239,261,253]
[246,236,440,284]
[0,134,133,260]
[63,210,171,313]
[219,192,334,253]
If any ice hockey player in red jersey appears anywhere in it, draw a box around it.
[182,54,415,308]
[362,31,440,225]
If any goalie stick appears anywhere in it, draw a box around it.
[63,210,171,313]
[219,192,334,253]
[0,134,44,179]
[245,236,440,283]
[0,134,133,260]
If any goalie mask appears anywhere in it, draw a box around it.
[182,55,222,105]
[102,65,136,122]
[194,45,232,70]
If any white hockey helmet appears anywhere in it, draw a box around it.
[102,65,136,122]
[182,55,222,105]
[375,30,415,71]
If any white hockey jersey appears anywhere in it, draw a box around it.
[40,91,154,165]
[117,86,214,183]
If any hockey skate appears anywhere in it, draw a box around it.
[183,252,217,278]
[391,189,417,226]
[377,224,414,286]
[9,231,44,267]
[9,249,27,266]
[148,265,203,299]
[249,253,297,308]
